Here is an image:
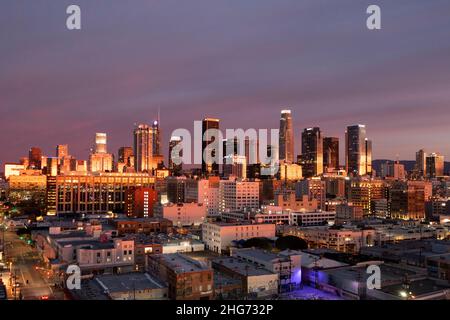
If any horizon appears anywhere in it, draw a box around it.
[1,0,450,168]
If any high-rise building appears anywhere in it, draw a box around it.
[202,118,220,176]
[28,147,42,169]
[125,186,158,218]
[323,137,339,172]
[219,179,260,213]
[56,144,69,160]
[169,136,183,176]
[390,181,432,220]
[301,127,323,178]
[426,153,445,178]
[134,124,156,173]
[89,133,113,172]
[279,110,294,163]
[118,147,133,165]
[152,120,161,156]
[415,149,427,178]
[345,125,372,176]
[223,155,247,179]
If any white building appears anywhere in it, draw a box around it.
[219,179,259,213]
[202,222,276,254]
[290,211,336,226]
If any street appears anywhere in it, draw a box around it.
[1,229,63,300]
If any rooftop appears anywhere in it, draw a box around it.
[213,257,276,277]
[95,273,165,293]
[159,253,211,274]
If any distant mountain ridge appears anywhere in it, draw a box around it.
[372,159,450,174]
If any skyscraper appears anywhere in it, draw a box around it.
[28,147,42,169]
[169,136,183,176]
[426,153,444,178]
[345,125,371,176]
[415,149,427,178]
[134,124,154,172]
[301,127,323,178]
[118,147,133,166]
[152,120,161,156]
[202,118,220,176]
[279,110,294,163]
[56,144,69,160]
[323,137,339,172]
[89,133,113,172]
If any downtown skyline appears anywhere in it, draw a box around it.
[1,0,450,168]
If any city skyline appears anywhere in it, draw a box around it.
[1,0,450,168]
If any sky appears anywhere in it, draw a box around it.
[1,0,450,169]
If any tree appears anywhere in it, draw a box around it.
[275,236,308,251]
[243,237,273,251]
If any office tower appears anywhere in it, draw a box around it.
[152,120,162,156]
[118,147,133,166]
[202,118,220,176]
[279,110,294,163]
[223,155,247,179]
[218,179,259,213]
[296,178,326,210]
[95,133,107,154]
[166,176,187,204]
[347,179,387,216]
[56,144,69,160]
[89,133,113,172]
[390,181,432,220]
[380,161,406,180]
[301,127,323,178]
[365,139,373,175]
[169,136,183,176]
[345,124,372,176]
[125,187,158,218]
[20,157,29,169]
[28,147,42,169]
[323,137,339,171]
[415,149,427,178]
[46,157,59,177]
[244,137,259,165]
[134,124,155,172]
[426,153,445,178]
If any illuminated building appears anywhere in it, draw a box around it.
[415,149,427,178]
[426,153,445,178]
[279,109,294,163]
[390,181,432,220]
[279,161,302,181]
[118,147,133,166]
[4,163,25,180]
[345,125,372,176]
[56,144,69,160]
[301,127,323,178]
[50,173,155,214]
[168,136,182,176]
[46,157,59,177]
[89,133,113,172]
[125,186,158,218]
[152,120,161,156]
[28,147,42,169]
[274,191,319,212]
[114,217,173,236]
[134,124,156,172]
[323,137,339,172]
[296,178,326,210]
[202,118,220,176]
[347,179,387,216]
[380,161,406,180]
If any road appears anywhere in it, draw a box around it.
[1,229,62,300]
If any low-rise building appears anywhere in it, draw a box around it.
[202,222,276,254]
[146,253,214,300]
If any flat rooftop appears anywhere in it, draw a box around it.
[95,273,166,293]
[232,248,285,262]
[213,257,276,277]
[381,279,450,297]
[160,253,211,274]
